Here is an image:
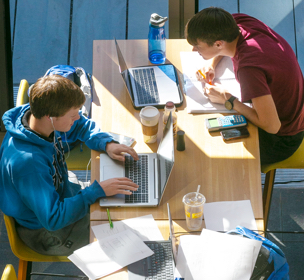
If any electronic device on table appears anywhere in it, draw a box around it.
[128,203,176,280]
[99,113,174,207]
[108,132,136,148]
[221,127,250,141]
[205,115,247,132]
[115,38,183,110]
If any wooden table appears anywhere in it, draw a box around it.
[90,39,263,278]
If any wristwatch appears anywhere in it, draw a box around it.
[224,96,237,110]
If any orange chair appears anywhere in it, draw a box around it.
[3,214,69,280]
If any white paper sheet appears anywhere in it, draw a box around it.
[68,229,154,280]
[91,214,164,241]
[174,229,262,280]
[204,200,258,232]
[180,52,244,113]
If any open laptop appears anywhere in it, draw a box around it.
[99,112,174,207]
[115,39,183,110]
[127,203,176,280]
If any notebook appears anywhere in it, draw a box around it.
[115,38,183,110]
[128,203,176,280]
[99,112,174,207]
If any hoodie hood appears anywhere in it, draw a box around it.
[2,104,53,148]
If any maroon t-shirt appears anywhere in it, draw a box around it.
[232,13,304,136]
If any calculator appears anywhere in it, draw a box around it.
[205,115,247,132]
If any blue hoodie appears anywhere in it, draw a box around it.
[0,104,114,231]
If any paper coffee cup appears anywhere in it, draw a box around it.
[139,106,160,143]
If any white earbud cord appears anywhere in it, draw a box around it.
[50,117,91,186]
[50,117,68,175]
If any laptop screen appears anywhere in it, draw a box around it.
[157,112,174,200]
[167,203,177,262]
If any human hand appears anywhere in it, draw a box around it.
[204,83,232,104]
[106,142,139,161]
[196,66,215,84]
[100,177,139,196]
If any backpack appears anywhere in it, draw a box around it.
[227,226,289,280]
[43,64,92,118]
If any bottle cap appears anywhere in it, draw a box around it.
[165,101,175,109]
[150,13,168,27]
[177,130,185,151]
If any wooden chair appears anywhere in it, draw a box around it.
[16,79,91,170]
[3,214,69,280]
[1,265,17,280]
[261,138,304,230]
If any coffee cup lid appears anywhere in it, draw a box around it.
[139,106,160,121]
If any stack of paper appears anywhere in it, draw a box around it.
[91,214,164,241]
[68,215,163,279]
[204,200,258,232]
[180,52,243,113]
[174,229,262,280]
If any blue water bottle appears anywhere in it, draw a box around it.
[148,13,168,64]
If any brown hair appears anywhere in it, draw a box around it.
[29,75,85,119]
[185,7,240,46]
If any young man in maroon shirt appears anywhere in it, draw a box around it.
[185,7,304,165]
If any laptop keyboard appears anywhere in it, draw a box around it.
[144,241,174,280]
[125,155,149,203]
[133,68,160,105]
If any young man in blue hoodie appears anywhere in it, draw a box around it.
[0,75,139,255]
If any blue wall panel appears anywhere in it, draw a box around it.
[70,0,127,73]
[198,0,238,14]
[9,0,15,47]
[295,0,304,71]
[12,0,70,84]
[128,0,168,39]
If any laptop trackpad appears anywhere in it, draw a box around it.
[100,164,125,203]
[102,164,124,180]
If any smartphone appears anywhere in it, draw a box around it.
[221,127,250,141]
[108,132,137,147]
[205,115,247,132]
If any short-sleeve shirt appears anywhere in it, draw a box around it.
[232,13,304,136]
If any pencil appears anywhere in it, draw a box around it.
[107,208,113,229]
[198,69,213,85]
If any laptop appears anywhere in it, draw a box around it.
[99,112,174,207]
[127,203,176,280]
[115,38,183,110]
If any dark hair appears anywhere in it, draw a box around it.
[29,75,85,119]
[185,7,240,46]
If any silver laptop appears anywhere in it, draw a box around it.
[99,113,174,207]
[127,203,176,280]
[115,39,183,110]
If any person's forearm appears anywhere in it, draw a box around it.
[233,99,281,134]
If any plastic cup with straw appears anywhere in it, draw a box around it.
[182,184,206,231]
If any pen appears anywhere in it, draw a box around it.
[107,208,113,229]
[198,69,213,85]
